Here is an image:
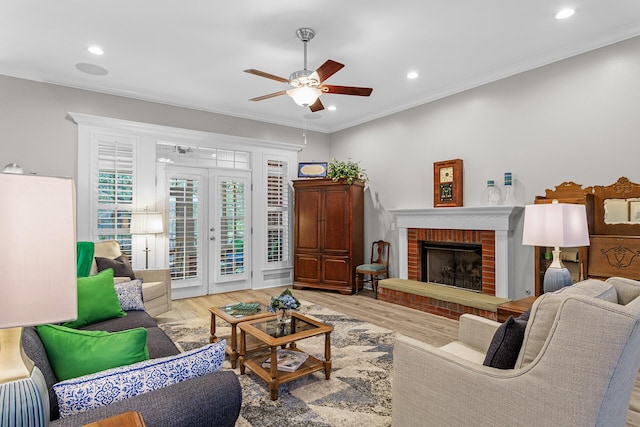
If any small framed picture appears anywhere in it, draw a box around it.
[298,162,328,178]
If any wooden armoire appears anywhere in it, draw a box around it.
[293,179,364,295]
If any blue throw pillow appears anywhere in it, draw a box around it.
[114,279,145,311]
[53,340,226,418]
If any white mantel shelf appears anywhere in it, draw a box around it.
[390,206,524,299]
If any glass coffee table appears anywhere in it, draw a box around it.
[238,312,333,400]
[209,301,273,368]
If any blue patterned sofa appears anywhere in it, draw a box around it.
[22,309,242,426]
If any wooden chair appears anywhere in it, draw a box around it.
[355,240,390,299]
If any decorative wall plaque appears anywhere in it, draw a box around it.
[433,159,463,207]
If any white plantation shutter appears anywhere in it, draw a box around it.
[168,177,200,281]
[94,136,136,255]
[266,159,289,264]
[218,178,246,279]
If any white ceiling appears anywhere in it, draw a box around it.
[2,1,640,133]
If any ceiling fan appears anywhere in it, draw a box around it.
[244,28,373,112]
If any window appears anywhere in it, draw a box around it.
[219,179,246,276]
[266,159,289,264]
[168,177,200,280]
[94,136,136,255]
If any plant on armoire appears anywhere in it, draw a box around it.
[326,158,368,184]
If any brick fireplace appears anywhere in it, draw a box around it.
[392,206,522,298]
[387,207,523,320]
[410,228,496,294]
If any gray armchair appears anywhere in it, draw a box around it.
[392,278,640,427]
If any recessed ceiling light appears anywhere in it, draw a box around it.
[555,8,575,20]
[407,71,419,79]
[327,105,337,111]
[88,46,104,55]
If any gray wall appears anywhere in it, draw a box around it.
[0,76,330,178]
[329,36,640,298]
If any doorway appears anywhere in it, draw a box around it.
[164,166,251,299]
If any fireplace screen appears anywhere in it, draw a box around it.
[421,241,482,291]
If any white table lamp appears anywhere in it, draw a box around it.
[131,209,164,269]
[0,173,77,426]
[522,200,590,293]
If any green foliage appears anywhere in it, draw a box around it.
[326,158,368,184]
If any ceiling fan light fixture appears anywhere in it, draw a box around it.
[289,69,319,87]
[287,86,322,107]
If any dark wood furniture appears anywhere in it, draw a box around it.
[497,296,537,322]
[355,240,390,299]
[83,411,145,427]
[293,179,364,294]
[588,177,640,280]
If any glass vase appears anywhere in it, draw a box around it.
[276,308,292,324]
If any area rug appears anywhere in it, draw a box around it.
[158,302,395,427]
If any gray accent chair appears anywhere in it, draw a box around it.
[392,277,640,427]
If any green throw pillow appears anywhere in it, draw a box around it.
[35,324,149,380]
[64,268,126,329]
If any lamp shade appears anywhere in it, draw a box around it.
[0,173,77,328]
[286,86,321,107]
[522,202,590,248]
[131,211,163,235]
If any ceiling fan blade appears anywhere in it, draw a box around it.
[249,90,287,102]
[309,98,324,112]
[321,85,373,96]
[244,69,289,83]
[315,60,345,83]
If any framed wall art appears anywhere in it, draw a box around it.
[298,162,328,178]
[433,159,463,207]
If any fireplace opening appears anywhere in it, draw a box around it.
[421,241,482,292]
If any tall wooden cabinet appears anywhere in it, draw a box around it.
[293,179,364,295]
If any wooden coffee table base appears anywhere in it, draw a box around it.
[209,301,272,369]
[238,313,333,400]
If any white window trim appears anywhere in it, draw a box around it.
[72,112,300,287]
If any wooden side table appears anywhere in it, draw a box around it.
[209,301,273,368]
[497,296,536,322]
[82,411,145,427]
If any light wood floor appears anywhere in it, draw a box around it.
[155,286,640,426]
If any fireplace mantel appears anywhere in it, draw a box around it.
[390,206,524,298]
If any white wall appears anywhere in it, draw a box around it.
[0,75,331,178]
[329,36,640,298]
[3,36,640,299]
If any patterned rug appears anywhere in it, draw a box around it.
[158,302,395,427]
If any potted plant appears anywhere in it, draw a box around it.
[326,158,368,185]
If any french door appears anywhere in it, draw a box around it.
[165,166,251,298]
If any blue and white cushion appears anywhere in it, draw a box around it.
[113,279,145,311]
[53,340,225,417]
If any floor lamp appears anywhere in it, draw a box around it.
[0,173,77,427]
[131,209,164,269]
[522,200,590,293]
